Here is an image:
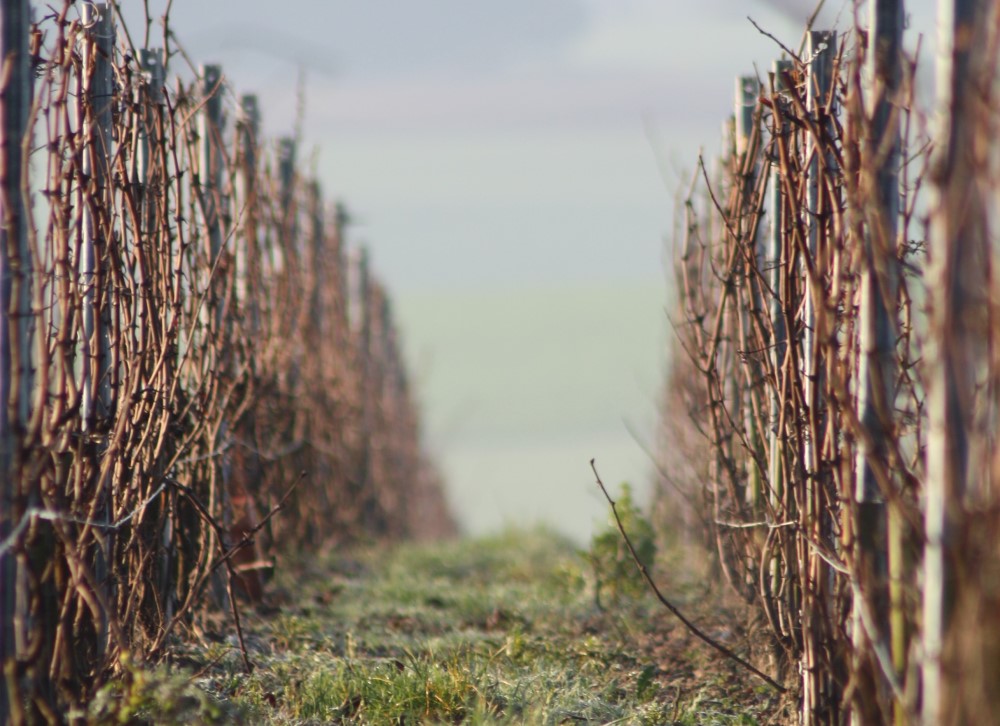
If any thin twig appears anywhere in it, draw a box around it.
[166,479,253,673]
[205,471,306,578]
[590,459,787,694]
[747,16,802,64]
[799,0,828,57]
[167,473,304,675]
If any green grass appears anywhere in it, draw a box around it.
[93,528,782,724]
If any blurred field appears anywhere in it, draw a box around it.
[398,281,668,541]
[142,529,779,724]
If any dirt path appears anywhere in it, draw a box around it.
[149,530,786,724]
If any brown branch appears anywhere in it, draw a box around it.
[747,16,802,65]
[589,459,787,694]
[165,471,307,674]
[204,470,306,578]
[166,478,254,674]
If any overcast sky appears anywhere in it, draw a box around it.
[107,0,940,292]
[105,0,939,539]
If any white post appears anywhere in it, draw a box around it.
[856,0,902,510]
[803,30,836,478]
[308,180,325,339]
[922,0,989,722]
[353,247,373,508]
[735,74,764,506]
[132,48,164,343]
[136,48,165,186]
[0,0,32,716]
[333,202,351,343]
[278,137,296,215]
[801,29,837,724]
[852,1,903,720]
[78,0,117,662]
[278,135,296,250]
[236,94,259,320]
[735,75,759,159]
[768,59,792,508]
[136,46,172,623]
[196,64,233,527]
[80,2,114,429]
[271,136,295,275]
[198,64,225,282]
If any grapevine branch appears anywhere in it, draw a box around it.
[589,459,787,694]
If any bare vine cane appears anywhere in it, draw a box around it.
[590,459,786,694]
[163,471,306,673]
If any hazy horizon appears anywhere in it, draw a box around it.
[104,0,940,541]
[398,280,666,541]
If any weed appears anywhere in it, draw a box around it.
[586,482,657,610]
[80,654,238,725]
[144,528,774,724]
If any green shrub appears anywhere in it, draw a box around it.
[586,482,657,609]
